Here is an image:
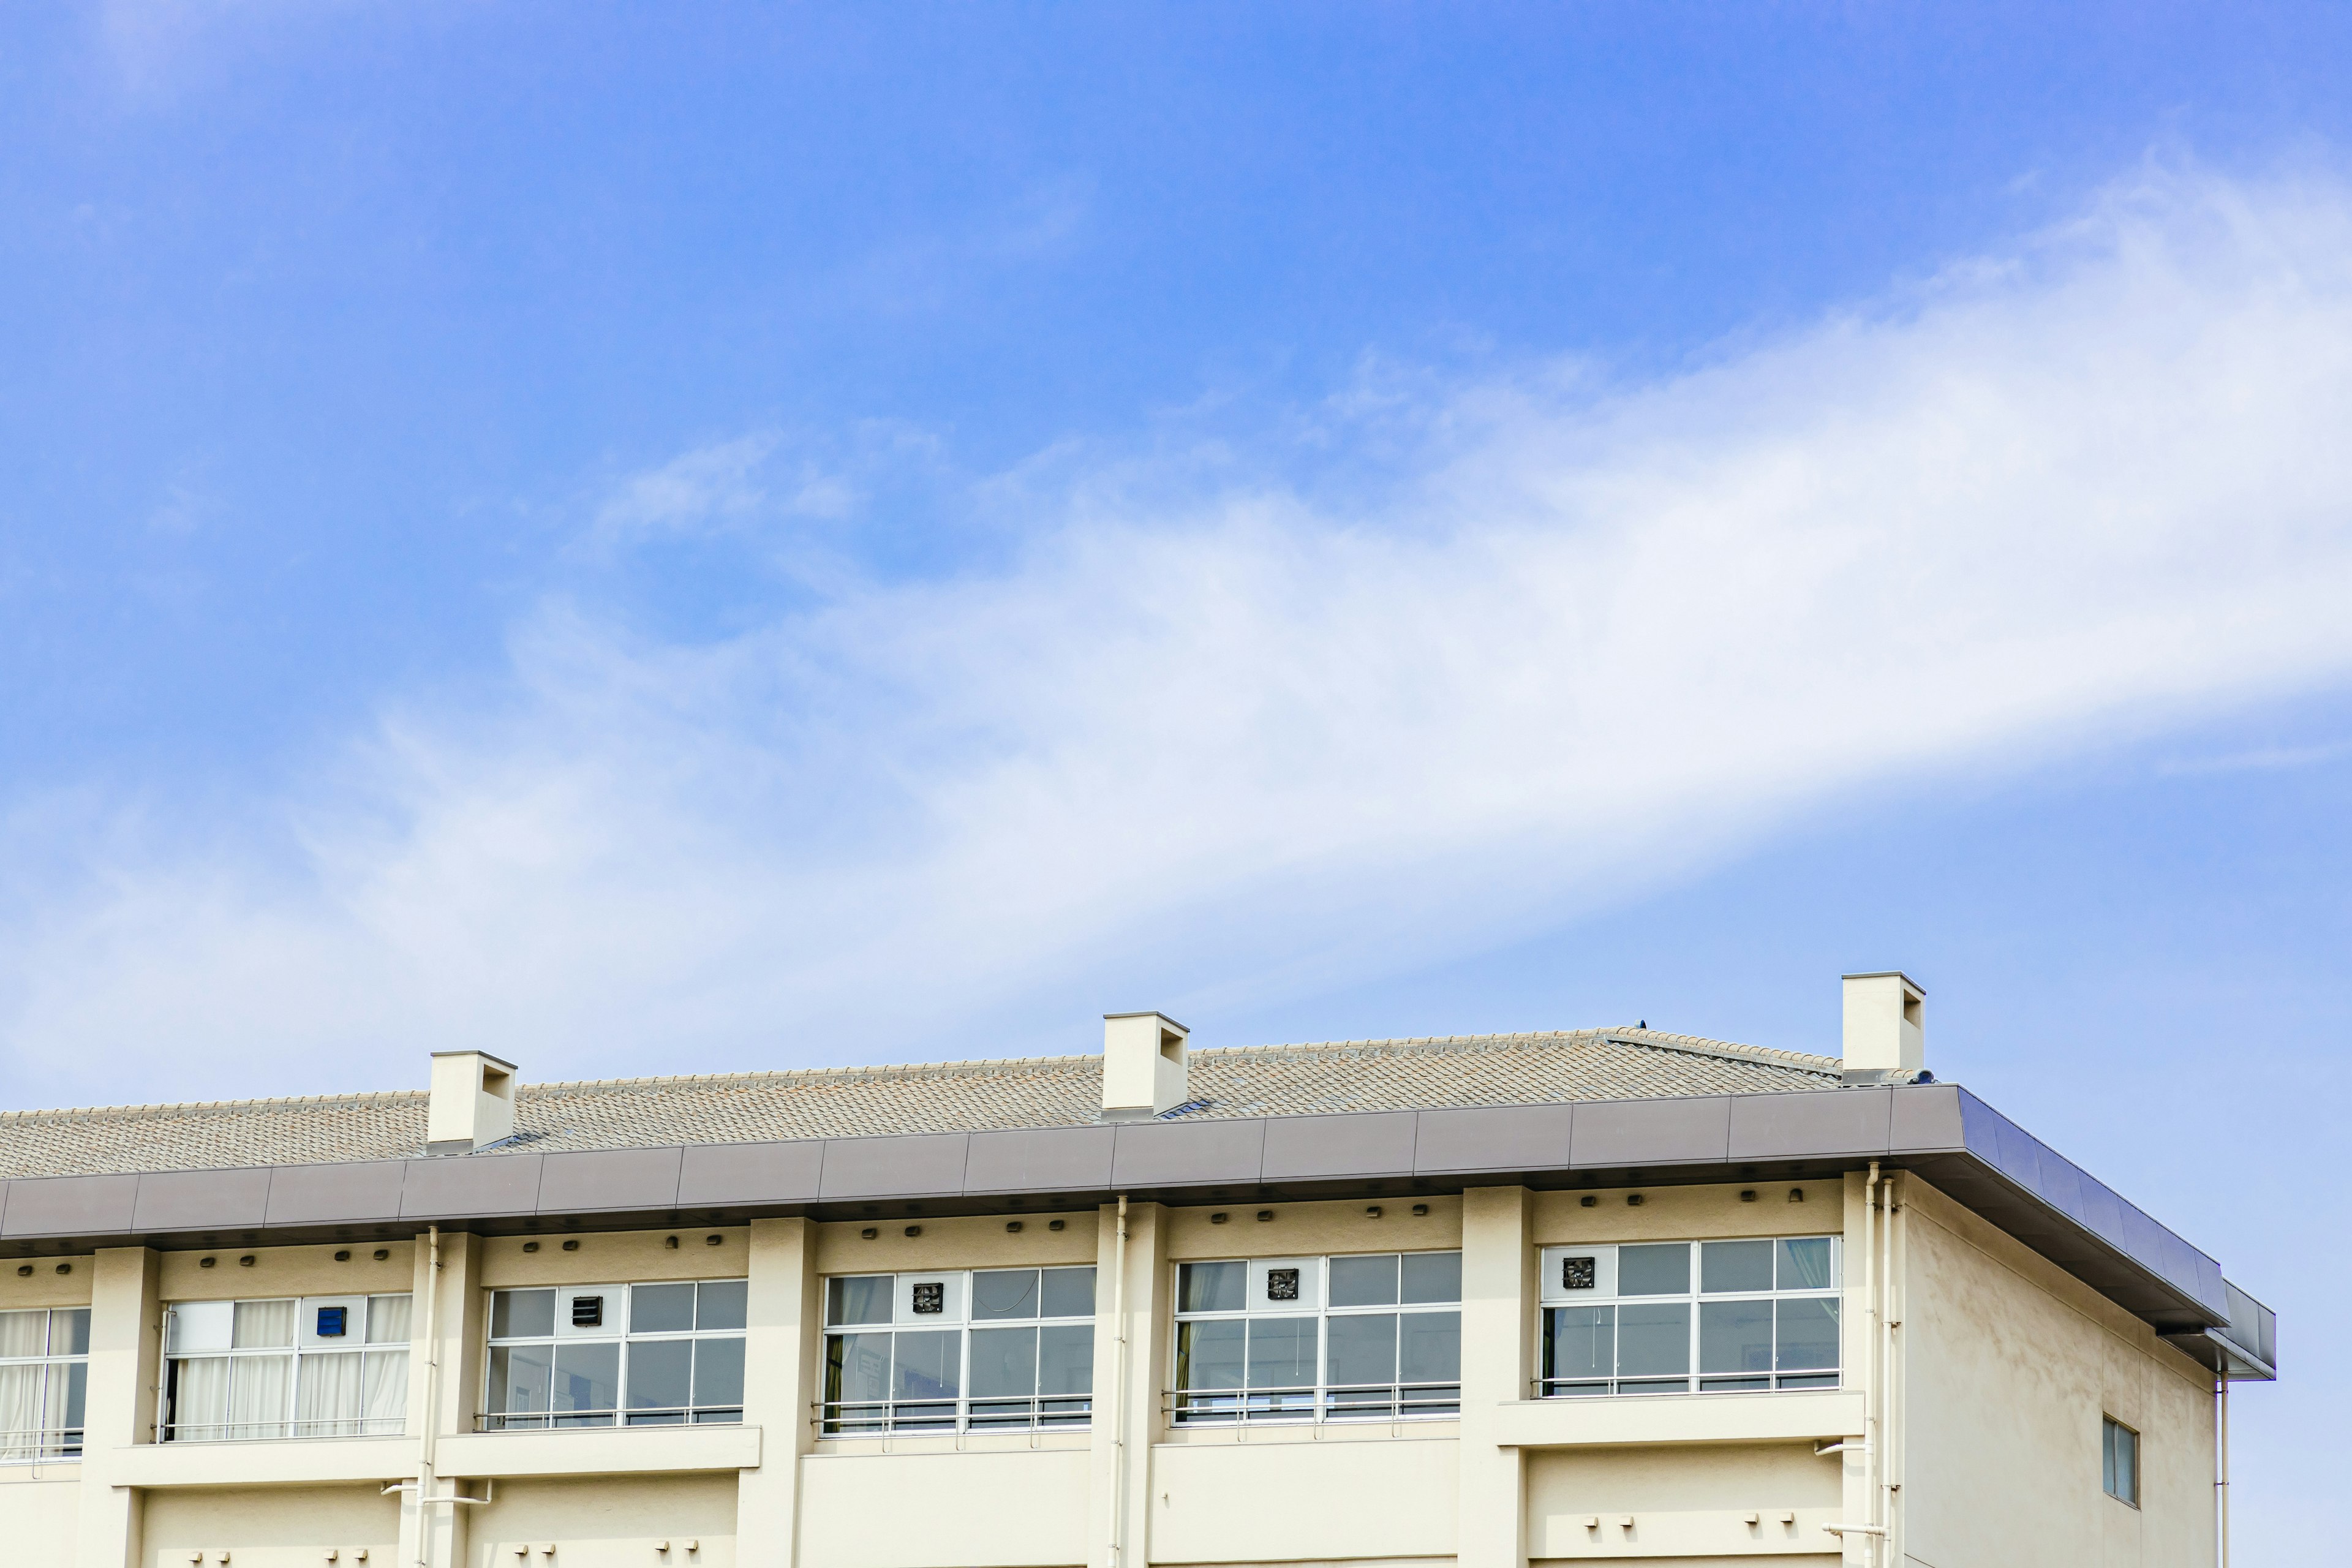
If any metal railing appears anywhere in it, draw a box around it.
[818,1394,1091,1436]
[1535,1372,1840,1398]
[1167,1381,1461,1425]
[159,1417,407,1443]
[477,1406,744,1431]
[0,1429,83,1463]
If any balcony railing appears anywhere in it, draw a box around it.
[478,1406,744,1431]
[818,1394,1091,1436]
[0,1428,83,1463]
[160,1417,405,1443]
[1167,1380,1461,1426]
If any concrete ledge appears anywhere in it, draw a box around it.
[110,1436,414,1488]
[1488,1392,1864,1449]
[437,1422,762,1477]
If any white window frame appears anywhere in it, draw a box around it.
[160,1294,412,1442]
[1169,1251,1463,1427]
[1538,1236,1842,1398]
[481,1280,748,1430]
[0,1306,90,1462]
[820,1267,1098,1436]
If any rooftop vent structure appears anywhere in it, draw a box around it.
[1100,1011,1188,1121]
[1841,971,1928,1085]
[426,1050,518,1155]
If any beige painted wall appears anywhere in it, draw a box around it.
[1,1254,96,1309]
[467,1474,739,1566]
[1151,1433,1460,1565]
[157,1240,416,1303]
[1897,1177,2217,1568]
[1525,1442,1841,1560]
[1,1471,82,1559]
[141,1482,399,1567]
[798,1447,1090,1567]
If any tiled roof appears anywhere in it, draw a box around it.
[0,1028,1841,1180]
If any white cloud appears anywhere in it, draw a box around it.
[10,167,2352,1105]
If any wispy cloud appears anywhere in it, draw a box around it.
[10,167,2352,1105]
[2157,739,2352,775]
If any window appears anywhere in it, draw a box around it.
[484,1281,746,1429]
[1539,1238,1839,1397]
[0,1308,89,1461]
[822,1267,1095,1435]
[163,1295,410,1441]
[2102,1416,2140,1506]
[1171,1252,1461,1425]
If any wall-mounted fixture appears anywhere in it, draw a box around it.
[1625,1195,1644,1207]
[1255,1210,1273,1222]
[860,1228,878,1240]
[1411,1204,1428,1216]
[1006,1221,1023,1233]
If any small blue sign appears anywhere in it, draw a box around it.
[316,1305,348,1338]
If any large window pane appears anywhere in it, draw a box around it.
[1329,1255,1398,1308]
[0,1311,42,1357]
[969,1327,1039,1399]
[1700,1240,1773,1295]
[366,1295,412,1345]
[973,1270,1041,1320]
[1616,1301,1690,1378]
[173,1357,232,1436]
[0,1365,44,1456]
[488,1344,552,1415]
[627,1339,693,1417]
[1777,1238,1835,1290]
[55,1309,90,1357]
[1179,1261,1245,1314]
[697,1280,748,1332]
[1776,1298,1840,1371]
[1041,1268,1096,1319]
[631,1284,695,1335]
[296,1352,365,1434]
[228,1352,292,1438]
[1399,1311,1461,1385]
[492,1289,554,1340]
[1324,1313,1397,1392]
[552,1342,619,1422]
[1700,1298,1774,1379]
[826,1275,892,1328]
[1245,1318,1317,1393]
[1401,1252,1463,1305]
[361,1349,407,1429]
[1039,1324,1095,1398]
[825,1331,892,1406]
[1545,1306,1612,1383]
[1174,1319,1246,1390]
[1618,1245,1691,1297]
[233,1300,297,1350]
[694,1337,745,1411]
[56,1361,88,1441]
[892,1329,961,1403]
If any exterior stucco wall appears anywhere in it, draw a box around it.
[140,1482,399,1566]
[1898,1177,2215,1568]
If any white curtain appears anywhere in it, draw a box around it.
[366,1294,413,1344]
[0,1365,42,1459]
[232,1299,297,1349]
[173,1357,232,1440]
[0,1310,44,1357]
[227,1354,292,1439]
[295,1351,363,1437]
[362,1349,410,1433]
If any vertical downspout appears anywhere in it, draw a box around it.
[1881,1173,1899,1568]
[1107,1195,1131,1568]
[1862,1161,1879,1568]
[2218,1371,2231,1568]
[416,1224,442,1568]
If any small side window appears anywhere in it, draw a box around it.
[2101,1415,2139,1507]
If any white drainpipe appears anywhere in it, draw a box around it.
[1107,1194,1131,1568]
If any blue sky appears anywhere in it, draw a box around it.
[4,4,2350,1554]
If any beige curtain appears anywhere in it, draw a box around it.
[296,1351,364,1436]
[227,1354,292,1439]
[366,1295,413,1344]
[0,1365,42,1459]
[173,1357,232,1440]
[232,1299,297,1349]
[362,1349,410,1433]
[0,1310,44,1357]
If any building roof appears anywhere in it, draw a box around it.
[0,1027,1841,1180]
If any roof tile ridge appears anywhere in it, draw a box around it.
[0,1087,427,1123]
[519,1052,1102,1095]
[1200,1027,1613,1059]
[1605,1026,1842,1074]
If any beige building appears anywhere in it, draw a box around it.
[0,974,2274,1568]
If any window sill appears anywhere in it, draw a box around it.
[1489,1387,1864,1450]
[438,1422,762,1478]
